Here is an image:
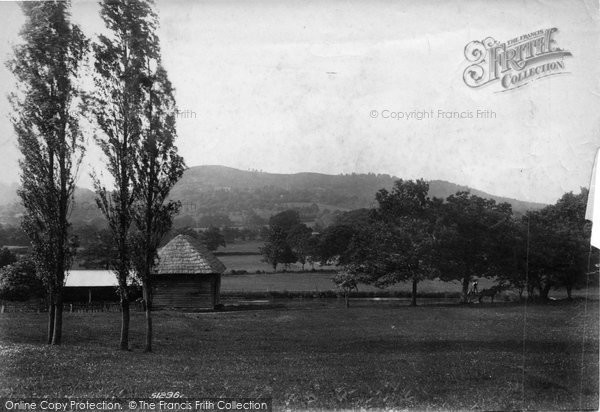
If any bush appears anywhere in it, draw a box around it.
[0,247,17,269]
[229,269,248,275]
[0,258,44,301]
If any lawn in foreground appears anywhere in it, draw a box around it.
[0,300,598,410]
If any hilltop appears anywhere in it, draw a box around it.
[0,165,546,227]
[170,165,545,213]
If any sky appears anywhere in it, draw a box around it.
[0,0,598,204]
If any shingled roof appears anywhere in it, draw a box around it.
[154,234,226,275]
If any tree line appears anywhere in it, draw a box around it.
[7,0,184,351]
[261,180,595,304]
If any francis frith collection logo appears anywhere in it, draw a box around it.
[463,28,572,91]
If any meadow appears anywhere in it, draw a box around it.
[220,271,592,302]
[215,241,338,273]
[221,272,492,295]
[216,241,590,300]
[0,299,598,410]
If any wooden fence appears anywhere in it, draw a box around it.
[0,300,46,313]
[0,300,144,313]
[66,302,144,313]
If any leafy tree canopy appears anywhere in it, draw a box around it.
[0,257,43,301]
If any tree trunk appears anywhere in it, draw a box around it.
[47,290,55,345]
[527,282,535,302]
[120,298,130,351]
[461,277,470,303]
[143,284,152,352]
[566,285,572,300]
[411,277,418,306]
[540,283,551,300]
[51,290,63,345]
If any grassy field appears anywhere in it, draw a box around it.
[220,272,491,294]
[217,254,301,273]
[212,241,594,301]
[217,255,338,273]
[0,299,598,410]
[215,240,263,255]
[215,241,340,273]
[221,272,593,301]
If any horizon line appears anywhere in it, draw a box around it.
[0,163,556,206]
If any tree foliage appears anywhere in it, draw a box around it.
[260,226,295,271]
[75,227,116,269]
[201,227,226,251]
[269,210,302,233]
[316,224,356,266]
[286,224,313,269]
[436,192,513,302]
[343,180,440,306]
[493,218,528,299]
[0,225,30,247]
[525,189,592,300]
[90,0,163,350]
[259,210,303,271]
[0,258,43,301]
[0,248,18,270]
[8,0,87,344]
[332,270,358,308]
[198,214,232,228]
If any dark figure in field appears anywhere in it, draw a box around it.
[478,285,504,303]
[466,280,479,302]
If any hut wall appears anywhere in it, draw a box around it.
[153,274,219,310]
[64,286,120,303]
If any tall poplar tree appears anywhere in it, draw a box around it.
[131,60,185,352]
[8,1,87,345]
[91,0,159,350]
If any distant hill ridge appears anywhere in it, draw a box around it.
[0,165,546,226]
[170,165,546,214]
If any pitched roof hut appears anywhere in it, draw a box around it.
[153,234,226,310]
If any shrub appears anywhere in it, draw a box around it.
[0,258,44,301]
[229,269,248,275]
[0,247,17,269]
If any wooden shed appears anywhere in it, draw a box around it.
[65,270,120,303]
[153,234,226,310]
